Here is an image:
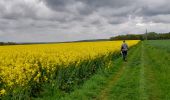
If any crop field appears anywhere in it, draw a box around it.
[1,40,170,100]
[0,40,139,99]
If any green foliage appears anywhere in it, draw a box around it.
[3,40,170,100]
[1,51,121,99]
[60,44,139,100]
[110,32,170,40]
[0,42,16,45]
[60,40,170,100]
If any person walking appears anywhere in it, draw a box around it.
[121,40,128,61]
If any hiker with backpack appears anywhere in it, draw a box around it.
[121,40,128,61]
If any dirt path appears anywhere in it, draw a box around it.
[97,62,126,100]
[61,41,170,100]
[95,44,141,100]
[139,43,148,100]
[96,42,166,100]
[143,44,162,100]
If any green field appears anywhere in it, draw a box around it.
[56,40,170,100]
[2,40,170,100]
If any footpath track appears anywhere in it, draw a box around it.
[61,41,170,100]
[96,41,170,100]
[96,42,142,100]
[96,60,126,100]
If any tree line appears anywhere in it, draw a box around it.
[110,32,170,40]
[0,32,170,46]
[0,42,17,45]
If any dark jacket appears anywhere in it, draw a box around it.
[121,43,128,51]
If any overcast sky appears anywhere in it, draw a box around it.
[0,0,170,42]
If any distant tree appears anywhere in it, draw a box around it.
[0,42,17,46]
[110,32,170,40]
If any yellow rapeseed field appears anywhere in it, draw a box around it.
[0,40,139,96]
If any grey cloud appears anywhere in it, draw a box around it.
[143,15,170,23]
[136,5,170,17]
[108,17,128,25]
[43,0,77,12]
[44,0,134,16]
[0,1,37,20]
[135,0,170,16]
[77,0,134,8]
[0,0,170,42]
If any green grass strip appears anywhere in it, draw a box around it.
[60,44,141,100]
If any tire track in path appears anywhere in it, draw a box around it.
[96,62,126,100]
[95,44,141,100]
[139,42,148,100]
[143,44,162,100]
